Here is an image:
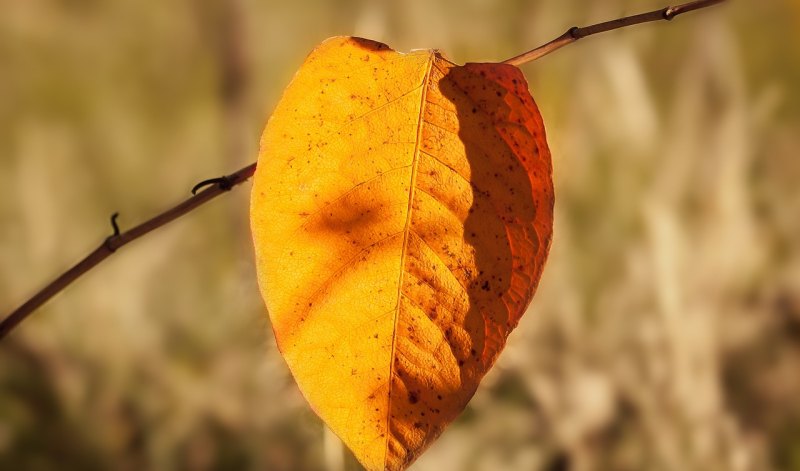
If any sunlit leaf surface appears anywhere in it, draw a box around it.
[250,36,553,470]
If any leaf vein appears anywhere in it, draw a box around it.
[300,231,404,314]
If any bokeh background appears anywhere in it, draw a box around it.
[1,0,798,470]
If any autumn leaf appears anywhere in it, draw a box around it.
[250,36,553,470]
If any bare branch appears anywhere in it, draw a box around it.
[0,163,256,340]
[0,0,728,341]
[502,0,727,66]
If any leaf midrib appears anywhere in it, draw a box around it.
[383,51,435,467]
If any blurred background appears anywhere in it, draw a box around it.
[1,0,798,470]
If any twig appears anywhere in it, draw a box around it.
[502,0,726,66]
[0,0,727,341]
[0,163,256,340]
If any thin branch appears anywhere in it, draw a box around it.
[0,163,256,340]
[502,0,726,66]
[0,0,728,341]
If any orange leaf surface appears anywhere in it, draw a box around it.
[250,36,553,470]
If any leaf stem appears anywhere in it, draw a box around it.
[0,163,256,340]
[502,0,727,66]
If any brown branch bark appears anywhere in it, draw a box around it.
[0,163,256,340]
[0,0,727,341]
[502,0,727,66]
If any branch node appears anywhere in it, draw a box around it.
[192,176,234,195]
[663,7,677,20]
[568,26,581,39]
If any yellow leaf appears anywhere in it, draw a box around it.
[250,36,553,470]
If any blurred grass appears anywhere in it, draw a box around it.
[1,0,799,470]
